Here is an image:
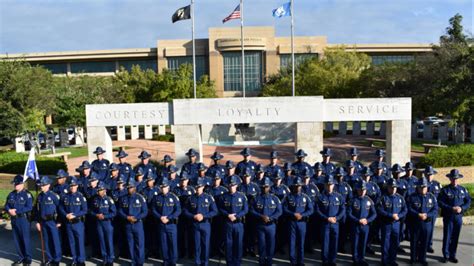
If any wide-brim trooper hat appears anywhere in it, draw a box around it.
[39,176,52,187]
[240,148,251,156]
[69,177,79,187]
[375,149,386,157]
[138,150,152,159]
[159,178,170,187]
[386,178,398,187]
[446,169,463,179]
[161,154,174,163]
[349,147,359,156]
[270,151,278,159]
[195,178,207,188]
[93,146,106,155]
[295,149,308,158]
[324,175,335,185]
[391,164,403,173]
[228,175,240,186]
[116,150,129,158]
[354,180,367,190]
[290,177,304,187]
[109,163,120,171]
[210,152,224,160]
[417,177,429,187]
[320,147,332,156]
[259,177,272,187]
[423,166,438,176]
[404,162,416,171]
[186,148,199,157]
[56,169,68,178]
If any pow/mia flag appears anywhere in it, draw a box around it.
[172,5,191,23]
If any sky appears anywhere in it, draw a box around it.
[0,0,472,54]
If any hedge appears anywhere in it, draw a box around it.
[0,151,67,175]
[419,144,474,168]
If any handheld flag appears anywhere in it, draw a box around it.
[23,147,39,182]
[223,4,241,23]
[172,5,191,23]
[272,2,291,18]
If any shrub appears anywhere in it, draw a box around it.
[152,134,174,142]
[418,144,474,168]
[0,151,67,175]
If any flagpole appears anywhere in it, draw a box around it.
[241,0,245,98]
[191,0,197,98]
[290,0,295,96]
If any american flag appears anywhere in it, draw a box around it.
[223,4,241,23]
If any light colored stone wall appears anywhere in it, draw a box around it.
[295,122,324,164]
[87,127,113,161]
[386,120,411,165]
[173,124,203,168]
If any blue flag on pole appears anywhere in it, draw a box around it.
[272,2,291,18]
[23,147,39,182]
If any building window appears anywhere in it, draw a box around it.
[70,61,116,73]
[167,56,208,79]
[119,59,157,72]
[223,51,263,92]
[280,53,318,69]
[370,55,415,65]
[36,63,68,74]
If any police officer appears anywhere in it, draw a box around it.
[224,160,237,180]
[372,162,388,194]
[219,175,248,266]
[320,147,336,176]
[117,149,134,182]
[59,177,88,266]
[348,147,364,174]
[111,176,128,259]
[91,146,110,182]
[236,148,258,179]
[134,168,147,194]
[167,165,180,190]
[183,178,218,266]
[301,169,319,253]
[402,162,417,197]
[53,169,69,196]
[390,164,409,252]
[249,177,282,266]
[158,154,174,180]
[117,179,148,266]
[344,160,360,188]
[135,150,157,181]
[207,171,228,257]
[85,172,100,257]
[283,177,314,266]
[334,166,352,253]
[142,174,159,258]
[76,161,92,194]
[314,175,345,266]
[377,178,407,266]
[181,148,200,180]
[265,151,282,179]
[238,167,260,257]
[292,149,314,177]
[438,169,471,263]
[254,164,266,184]
[173,172,195,259]
[423,165,441,253]
[151,178,181,266]
[313,162,325,192]
[206,152,226,179]
[369,149,389,176]
[6,175,33,266]
[359,167,382,255]
[33,176,61,266]
[271,171,290,255]
[282,162,294,187]
[407,177,438,266]
[105,163,120,192]
[91,182,116,266]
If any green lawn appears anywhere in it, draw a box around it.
[365,138,457,153]
[40,146,88,158]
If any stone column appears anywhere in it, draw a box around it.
[324,122,333,133]
[117,126,126,141]
[295,122,324,164]
[174,124,203,169]
[170,125,175,135]
[144,125,153,139]
[14,137,25,153]
[338,122,347,135]
[158,125,166,136]
[87,127,113,162]
[131,125,139,140]
[386,120,411,166]
[366,122,375,136]
[200,124,213,144]
[380,122,386,137]
[353,121,361,136]
[423,122,432,140]
[74,127,85,145]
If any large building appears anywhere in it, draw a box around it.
[0,26,432,97]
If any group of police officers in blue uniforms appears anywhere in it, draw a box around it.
[5,146,472,266]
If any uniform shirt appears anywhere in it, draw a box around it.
[218,191,249,221]
[91,159,110,182]
[236,160,258,180]
[282,192,314,219]
[291,161,314,177]
[314,191,345,222]
[265,164,282,179]
[142,186,159,206]
[5,189,33,217]
[394,178,408,198]
[135,180,146,194]
[372,174,388,191]
[321,161,336,176]
[207,185,228,205]
[111,188,127,203]
[350,160,364,174]
[402,175,418,197]
[427,180,442,198]
[376,193,408,223]
[302,183,319,204]
[85,185,99,211]
[344,174,360,188]
[52,183,69,197]
[118,162,134,182]
[135,163,158,181]
[173,185,196,206]
[59,192,88,218]
[238,182,260,202]
[183,193,218,221]
[76,176,89,194]
[271,184,290,202]
[347,195,377,224]
[335,179,353,205]
[369,161,389,176]
[105,176,120,192]
[206,164,226,179]
[364,181,382,204]
[180,162,200,181]
[91,195,117,220]
[151,192,181,221]
[407,192,438,222]
[438,184,471,217]
[117,192,148,221]
[250,193,282,223]
[33,190,60,222]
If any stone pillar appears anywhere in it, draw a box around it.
[75,127,85,145]
[423,122,432,140]
[200,124,213,143]
[87,126,113,162]
[295,122,324,164]
[324,122,333,133]
[144,125,153,139]
[59,128,69,147]
[14,137,25,153]
[353,121,361,136]
[170,125,175,135]
[131,125,139,140]
[338,122,347,135]
[158,125,166,136]
[174,124,203,169]
[380,122,386,137]
[386,120,411,166]
[117,126,126,141]
[366,122,375,136]
[439,124,448,142]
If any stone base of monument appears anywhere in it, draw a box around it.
[233,141,260,146]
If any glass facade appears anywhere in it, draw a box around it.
[119,59,157,72]
[370,55,415,65]
[280,53,318,69]
[167,56,208,79]
[70,61,116,73]
[36,63,68,74]
[223,51,263,92]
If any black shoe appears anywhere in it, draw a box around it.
[397,247,406,254]
[440,257,448,263]
[421,261,428,266]
[360,260,369,266]
[13,260,24,266]
[22,263,31,266]
[305,248,314,254]
[248,250,257,257]
[427,247,434,253]
[366,246,376,255]
[449,257,458,263]
[392,263,399,266]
